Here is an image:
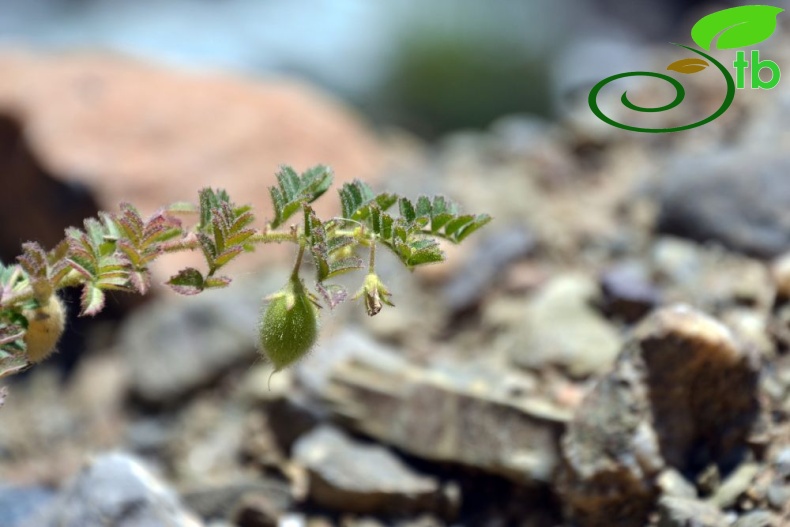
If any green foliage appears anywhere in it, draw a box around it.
[0,263,28,377]
[269,165,333,228]
[339,180,492,268]
[165,188,257,295]
[0,164,489,378]
[303,205,363,282]
[116,203,182,294]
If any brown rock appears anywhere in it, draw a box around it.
[558,305,762,527]
[0,50,384,280]
[0,114,99,261]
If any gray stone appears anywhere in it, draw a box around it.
[26,452,203,527]
[657,469,697,499]
[773,447,790,478]
[318,335,566,485]
[657,152,790,258]
[125,417,173,458]
[293,425,442,515]
[0,485,56,527]
[650,238,775,314]
[766,481,790,511]
[557,305,761,527]
[600,260,660,323]
[441,225,534,313]
[732,510,776,527]
[509,273,621,377]
[182,480,291,523]
[657,496,728,527]
[122,272,287,405]
[709,462,760,509]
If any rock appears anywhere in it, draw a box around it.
[0,114,99,261]
[294,329,410,399]
[509,273,621,377]
[657,496,728,527]
[26,452,203,527]
[709,462,760,509]
[766,481,790,511]
[634,308,760,472]
[277,514,307,527]
[557,305,761,527]
[732,510,776,527]
[440,225,534,314]
[720,309,774,360]
[231,493,280,527]
[264,391,325,453]
[318,334,567,485]
[292,425,442,515]
[657,469,697,499]
[0,50,384,281]
[773,447,790,478]
[0,485,57,527]
[599,261,660,323]
[122,271,287,406]
[182,480,291,524]
[657,152,790,258]
[650,238,775,314]
[125,417,173,458]
[771,252,790,300]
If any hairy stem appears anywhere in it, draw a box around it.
[291,239,306,281]
[368,242,376,273]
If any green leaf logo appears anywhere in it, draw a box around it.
[667,57,709,74]
[691,5,784,50]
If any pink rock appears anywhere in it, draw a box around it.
[0,50,384,284]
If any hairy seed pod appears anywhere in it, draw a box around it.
[259,277,319,371]
[23,294,66,363]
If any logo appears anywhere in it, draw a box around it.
[588,5,784,133]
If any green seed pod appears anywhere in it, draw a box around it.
[259,276,319,371]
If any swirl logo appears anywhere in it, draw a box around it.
[588,5,784,133]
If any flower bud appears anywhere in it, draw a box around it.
[353,273,394,316]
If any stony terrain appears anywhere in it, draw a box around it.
[1,41,790,527]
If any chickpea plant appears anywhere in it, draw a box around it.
[0,165,490,379]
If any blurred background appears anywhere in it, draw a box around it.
[1,1,790,526]
[0,0,724,135]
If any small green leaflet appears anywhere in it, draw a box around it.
[64,217,132,315]
[188,188,256,290]
[269,165,333,228]
[338,179,397,220]
[114,203,183,294]
[303,205,362,282]
[352,185,491,269]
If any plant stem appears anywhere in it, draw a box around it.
[368,242,376,273]
[291,240,306,281]
[161,237,200,253]
[250,231,298,244]
[0,289,34,308]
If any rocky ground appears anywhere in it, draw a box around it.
[1,41,790,527]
